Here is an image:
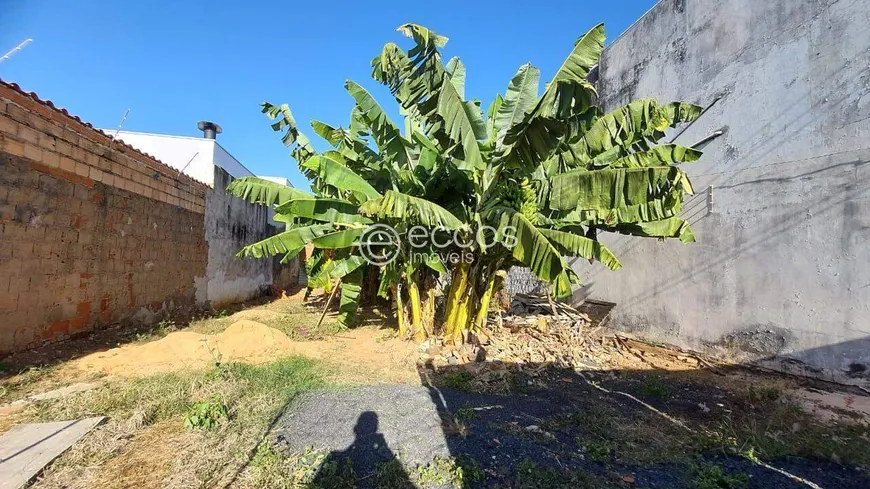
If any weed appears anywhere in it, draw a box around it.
[156,319,178,336]
[747,385,781,404]
[583,439,614,462]
[692,463,748,489]
[710,388,870,468]
[373,458,415,488]
[0,364,57,403]
[454,406,480,422]
[184,394,228,429]
[441,370,474,390]
[451,456,485,485]
[544,401,707,465]
[212,309,230,318]
[250,444,355,489]
[513,457,607,488]
[416,456,484,486]
[641,375,669,399]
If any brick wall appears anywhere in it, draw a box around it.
[0,82,209,354]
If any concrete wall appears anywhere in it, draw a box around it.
[0,81,208,354]
[200,166,274,306]
[579,0,870,385]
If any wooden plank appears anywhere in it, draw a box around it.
[0,417,105,489]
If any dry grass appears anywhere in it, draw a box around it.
[187,299,346,341]
[25,357,325,489]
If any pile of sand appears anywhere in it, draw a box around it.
[73,320,297,377]
[72,320,420,382]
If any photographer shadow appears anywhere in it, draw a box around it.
[308,411,413,488]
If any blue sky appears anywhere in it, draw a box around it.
[1,0,656,190]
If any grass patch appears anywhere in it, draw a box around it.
[641,374,670,399]
[708,386,870,468]
[544,400,712,465]
[28,357,325,488]
[691,462,748,489]
[0,364,59,403]
[514,457,616,488]
[247,446,483,489]
[248,444,356,489]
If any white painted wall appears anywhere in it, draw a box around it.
[108,131,256,187]
[257,176,292,186]
[213,142,255,181]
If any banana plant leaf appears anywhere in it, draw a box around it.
[495,63,540,145]
[359,190,463,229]
[346,80,414,169]
[237,223,335,259]
[337,267,364,327]
[486,206,577,298]
[607,217,696,244]
[226,177,312,207]
[310,228,366,249]
[276,198,372,224]
[549,166,686,212]
[308,255,368,290]
[302,155,382,203]
[538,228,621,270]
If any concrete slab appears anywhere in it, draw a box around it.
[275,385,450,471]
[0,417,105,489]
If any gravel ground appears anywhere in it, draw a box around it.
[274,384,450,481]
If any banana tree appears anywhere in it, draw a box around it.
[229,22,703,344]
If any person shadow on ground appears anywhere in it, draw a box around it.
[308,411,414,488]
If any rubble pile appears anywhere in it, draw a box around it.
[421,294,717,380]
[422,294,623,370]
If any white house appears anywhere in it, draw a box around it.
[106,123,255,187]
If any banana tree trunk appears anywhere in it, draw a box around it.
[394,284,407,339]
[473,274,496,331]
[408,277,426,342]
[442,261,470,341]
[441,261,504,344]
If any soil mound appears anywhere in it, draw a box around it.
[73,320,294,376]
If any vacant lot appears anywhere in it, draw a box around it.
[0,294,868,488]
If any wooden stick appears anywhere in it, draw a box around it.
[316,279,341,328]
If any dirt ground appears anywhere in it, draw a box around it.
[0,292,868,488]
[70,318,419,383]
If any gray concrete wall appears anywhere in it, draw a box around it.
[197,166,275,306]
[577,0,870,386]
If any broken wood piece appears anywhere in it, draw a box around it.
[0,417,105,489]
